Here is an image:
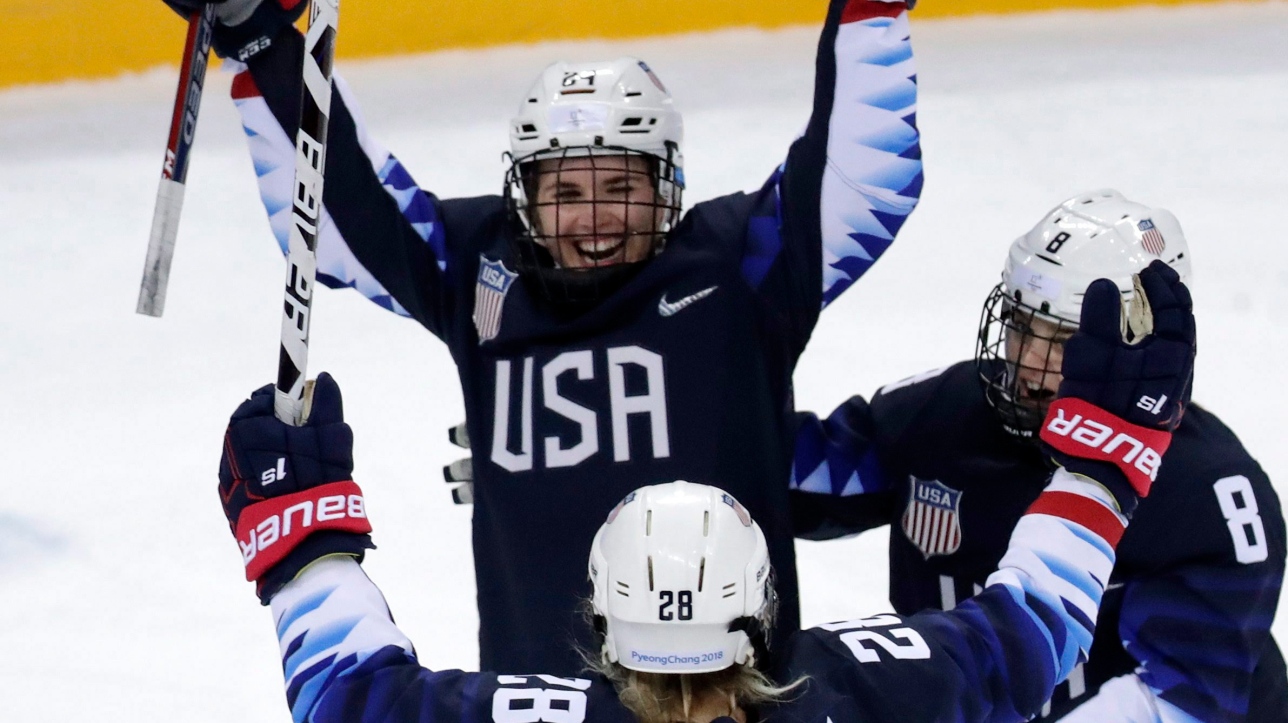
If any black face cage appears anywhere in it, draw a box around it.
[503,144,683,312]
[975,283,1078,441]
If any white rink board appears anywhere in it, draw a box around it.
[1,4,1286,720]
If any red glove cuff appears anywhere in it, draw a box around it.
[1039,398,1172,498]
[1027,491,1126,548]
[235,480,372,582]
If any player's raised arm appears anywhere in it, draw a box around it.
[743,0,921,336]
[160,0,460,337]
[215,373,630,721]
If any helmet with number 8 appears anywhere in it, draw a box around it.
[589,480,774,675]
[976,189,1193,438]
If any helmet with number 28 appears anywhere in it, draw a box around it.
[976,189,1193,439]
[587,481,793,723]
[505,57,685,310]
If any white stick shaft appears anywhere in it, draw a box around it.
[274,0,339,425]
[136,5,215,318]
[137,179,187,316]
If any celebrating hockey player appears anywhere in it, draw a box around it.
[162,0,922,673]
[215,258,1198,721]
[792,190,1287,722]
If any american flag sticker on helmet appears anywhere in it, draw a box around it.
[901,477,963,558]
[473,256,518,342]
[1138,219,1166,256]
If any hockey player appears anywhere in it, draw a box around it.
[162,0,922,673]
[791,190,1287,722]
[215,260,1198,722]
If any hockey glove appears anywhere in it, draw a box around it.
[218,372,373,604]
[1039,260,1196,516]
[443,421,474,505]
[161,0,307,61]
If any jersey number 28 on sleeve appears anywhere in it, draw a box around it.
[493,675,589,723]
[1214,475,1269,564]
[820,615,931,663]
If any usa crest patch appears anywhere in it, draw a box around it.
[473,256,518,342]
[901,477,963,558]
[1138,219,1166,256]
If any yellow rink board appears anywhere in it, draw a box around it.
[0,0,1242,89]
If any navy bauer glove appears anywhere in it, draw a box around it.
[1040,260,1197,515]
[161,0,307,61]
[218,372,373,603]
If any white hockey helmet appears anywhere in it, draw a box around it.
[999,188,1192,323]
[509,57,684,173]
[977,189,1193,438]
[589,481,774,675]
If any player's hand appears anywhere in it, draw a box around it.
[219,372,374,604]
[1040,261,1196,512]
[160,0,307,60]
[442,421,474,504]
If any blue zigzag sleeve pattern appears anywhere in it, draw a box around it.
[267,559,632,722]
[790,401,891,497]
[818,4,921,307]
[231,64,453,319]
[939,473,1123,719]
[742,1,920,310]
[1119,564,1285,722]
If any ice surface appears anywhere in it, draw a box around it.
[2,4,1286,719]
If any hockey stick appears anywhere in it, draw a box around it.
[136,4,217,318]
[275,0,340,425]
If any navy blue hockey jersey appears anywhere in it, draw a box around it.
[267,468,1126,723]
[791,360,1288,722]
[228,0,922,674]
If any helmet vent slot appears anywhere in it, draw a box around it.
[703,511,710,537]
[698,558,706,592]
[521,124,537,133]
[621,117,643,127]
[648,557,655,591]
[616,581,631,598]
[625,91,643,97]
[723,582,738,599]
[646,510,653,536]
[559,88,596,95]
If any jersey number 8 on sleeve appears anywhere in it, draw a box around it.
[1213,475,1269,564]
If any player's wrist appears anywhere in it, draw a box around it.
[255,530,375,605]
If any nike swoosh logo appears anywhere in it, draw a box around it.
[1106,582,1125,591]
[658,286,718,317]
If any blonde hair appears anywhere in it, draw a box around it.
[586,657,805,723]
